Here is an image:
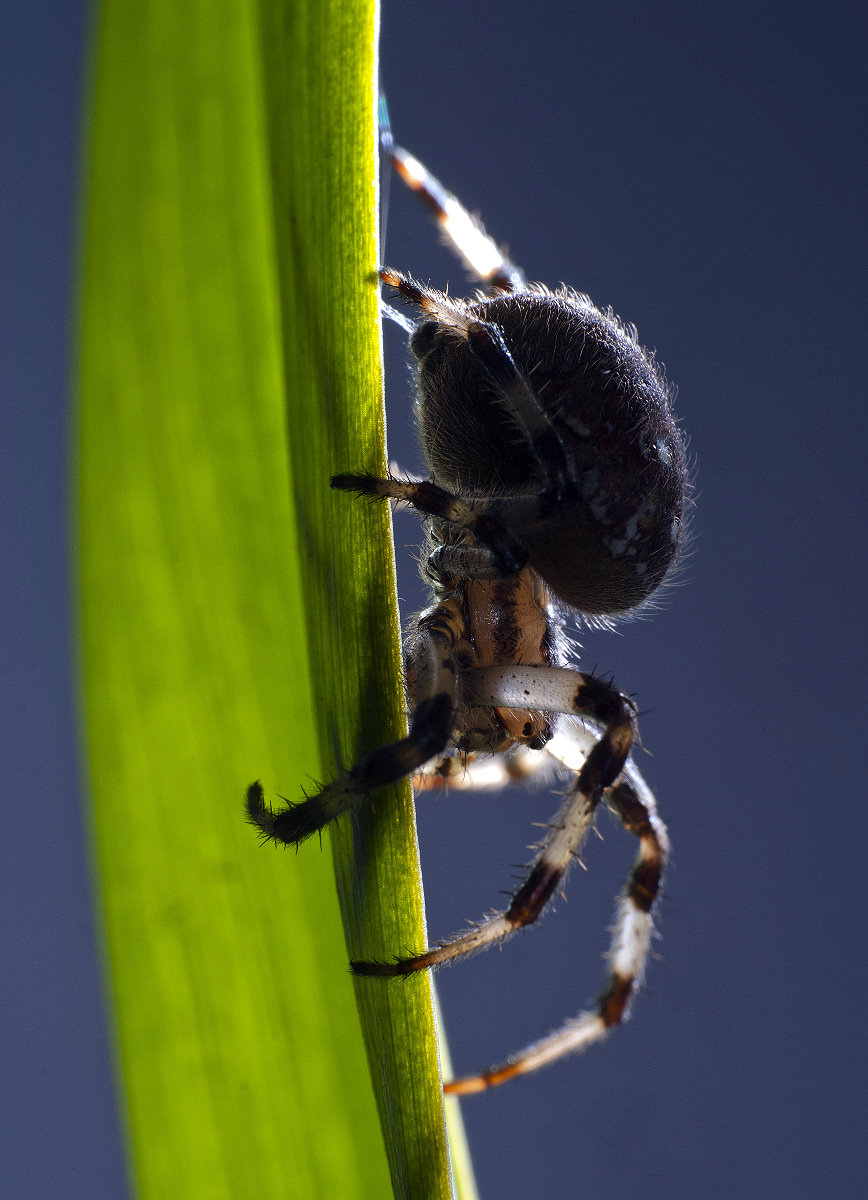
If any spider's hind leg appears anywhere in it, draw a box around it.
[385,143,526,292]
[331,470,529,577]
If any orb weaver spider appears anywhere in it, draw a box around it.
[248,133,688,1094]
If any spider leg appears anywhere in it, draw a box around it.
[414,744,550,792]
[351,666,636,977]
[246,623,460,846]
[386,144,526,292]
[331,471,529,576]
[446,768,669,1094]
[463,321,576,499]
[379,268,573,499]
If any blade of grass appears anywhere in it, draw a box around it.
[255,3,471,1196]
[78,1,471,1196]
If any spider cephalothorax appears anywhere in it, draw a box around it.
[247,140,688,1093]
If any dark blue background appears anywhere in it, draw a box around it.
[8,3,867,1197]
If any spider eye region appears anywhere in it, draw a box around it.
[411,290,689,616]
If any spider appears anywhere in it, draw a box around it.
[247,136,688,1094]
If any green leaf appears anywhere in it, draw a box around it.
[78,2,477,1196]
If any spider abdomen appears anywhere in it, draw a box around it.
[413,291,688,615]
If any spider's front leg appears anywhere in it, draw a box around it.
[246,621,460,846]
[353,662,669,1093]
[447,768,669,1094]
[451,666,668,1094]
[351,665,637,977]
[413,743,548,793]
